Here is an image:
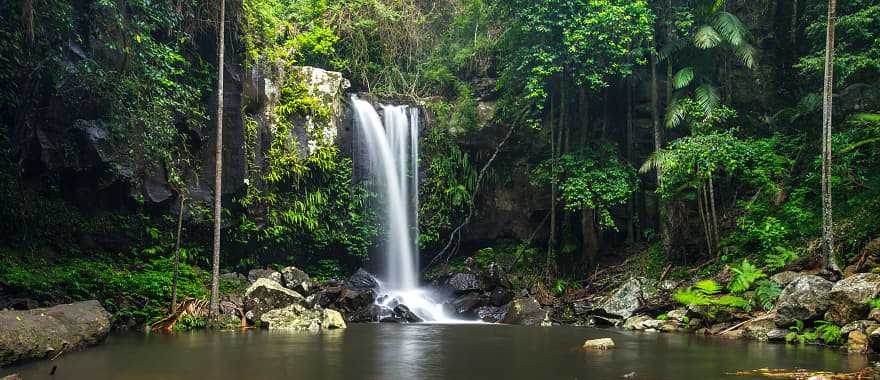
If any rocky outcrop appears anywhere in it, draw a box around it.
[244,278,307,322]
[442,273,482,294]
[0,300,111,367]
[259,304,323,331]
[824,273,880,325]
[281,266,312,294]
[500,298,550,326]
[774,275,833,326]
[315,285,377,323]
[345,268,380,291]
[594,277,670,320]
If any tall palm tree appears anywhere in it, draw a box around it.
[820,0,839,275]
[209,0,226,318]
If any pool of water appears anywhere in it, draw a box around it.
[2,324,873,380]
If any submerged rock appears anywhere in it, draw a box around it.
[260,304,323,331]
[774,275,833,326]
[0,300,111,367]
[501,298,550,326]
[582,338,615,350]
[824,273,880,325]
[244,278,307,322]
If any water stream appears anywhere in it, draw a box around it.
[351,96,457,322]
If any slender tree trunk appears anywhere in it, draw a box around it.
[821,0,839,274]
[651,55,672,254]
[546,88,557,273]
[708,174,720,252]
[581,208,599,269]
[698,183,713,256]
[21,0,34,48]
[171,194,186,312]
[626,82,635,243]
[209,0,226,318]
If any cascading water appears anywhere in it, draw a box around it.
[351,95,457,323]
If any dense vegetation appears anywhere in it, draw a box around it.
[1,0,879,327]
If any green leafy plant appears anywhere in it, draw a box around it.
[753,279,782,311]
[815,320,844,346]
[868,298,880,310]
[785,320,818,345]
[674,279,749,311]
[728,259,766,293]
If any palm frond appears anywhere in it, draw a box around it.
[659,39,687,61]
[713,11,749,46]
[694,84,720,116]
[639,149,670,174]
[841,137,880,153]
[673,67,695,89]
[849,113,880,124]
[665,96,688,129]
[732,42,758,69]
[694,25,722,49]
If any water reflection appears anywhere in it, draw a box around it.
[1,325,873,380]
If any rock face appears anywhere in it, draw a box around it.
[244,278,307,322]
[501,298,550,326]
[774,275,833,326]
[288,66,350,156]
[824,273,880,325]
[260,304,324,331]
[443,273,482,294]
[0,300,112,367]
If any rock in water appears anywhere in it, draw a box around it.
[847,331,869,353]
[345,269,379,290]
[501,298,550,326]
[321,309,347,329]
[260,304,323,331]
[244,278,306,322]
[247,268,282,284]
[596,277,665,320]
[774,275,833,326]
[824,273,880,325]
[582,338,615,350]
[0,300,111,367]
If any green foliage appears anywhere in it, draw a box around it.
[728,259,766,293]
[753,279,782,311]
[674,279,748,311]
[867,298,880,310]
[815,320,844,346]
[532,145,639,229]
[0,253,207,326]
[785,320,818,345]
[797,2,880,87]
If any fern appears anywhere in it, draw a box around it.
[785,320,818,345]
[673,67,695,89]
[815,320,844,346]
[867,298,880,310]
[753,279,781,311]
[728,259,766,293]
[694,279,722,295]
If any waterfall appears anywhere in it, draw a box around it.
[351,95,457,323]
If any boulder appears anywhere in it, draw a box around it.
[824,273,880,325]
[321,309,347,329]
[381,305,422,323]
[315,286,377,322]
[501,298,550,326]
[259,304,323,331]
[488,287,514,307]
[767,329,789,342]
[743,319,778,341]
[0,300,111,367]
[244,278,306,322]
[345,269,379,291]
[443,273,482,294]
[774,275,833,326]
[476,305,508,323]
[847,331,869,353]
[870,328,880,353]
[582,338,615,350]
[667,309,690,323]
[247,268,282,284]
[869,308,880,323]
[622,315,652,330]
[841,320,878,336]
[447,293,487,318]
[596,277,667,320]
[770,271,806,287]
[281,266,312,294]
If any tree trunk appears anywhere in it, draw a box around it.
[209,0,226,318]
[581,208,599,269]
[708,174,720,252]
[171,194,186,312]
[821,0,839,274]
[21,0,34,48]
[697,183,713,257]
[546,88,557,273]
[626,82,635,243]
[651,55,672,255]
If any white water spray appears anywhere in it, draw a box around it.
[351,95,458,323]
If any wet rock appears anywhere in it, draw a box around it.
[315,286,377,323]
[774,275,833,326]
[501,298,550,326]
[767,328,789,342]
[667,309,689,323]
[870,328,880,352]
[743,319,778,341]
[349,304,382,323]
[321,309,347,329]
[596,277,667,320]
[623,315,651,330]
[770,271,806,287]
[841,320,878,336]
[345,268,379,290]
[658,320,679,332]
[281,266,312,295]
[489,287,514,307]
[824,273,880,325]
[0,300,112,367]
[869,308,880,323]
[582,338,615,350]
[381,305,422,323]
[260,304,323,331]
[447,293,487,318]
[443,273,482,294]
[476,305,508,323]
[848,331,869,353]
[244,278,306,322]
[247,268,282,284]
